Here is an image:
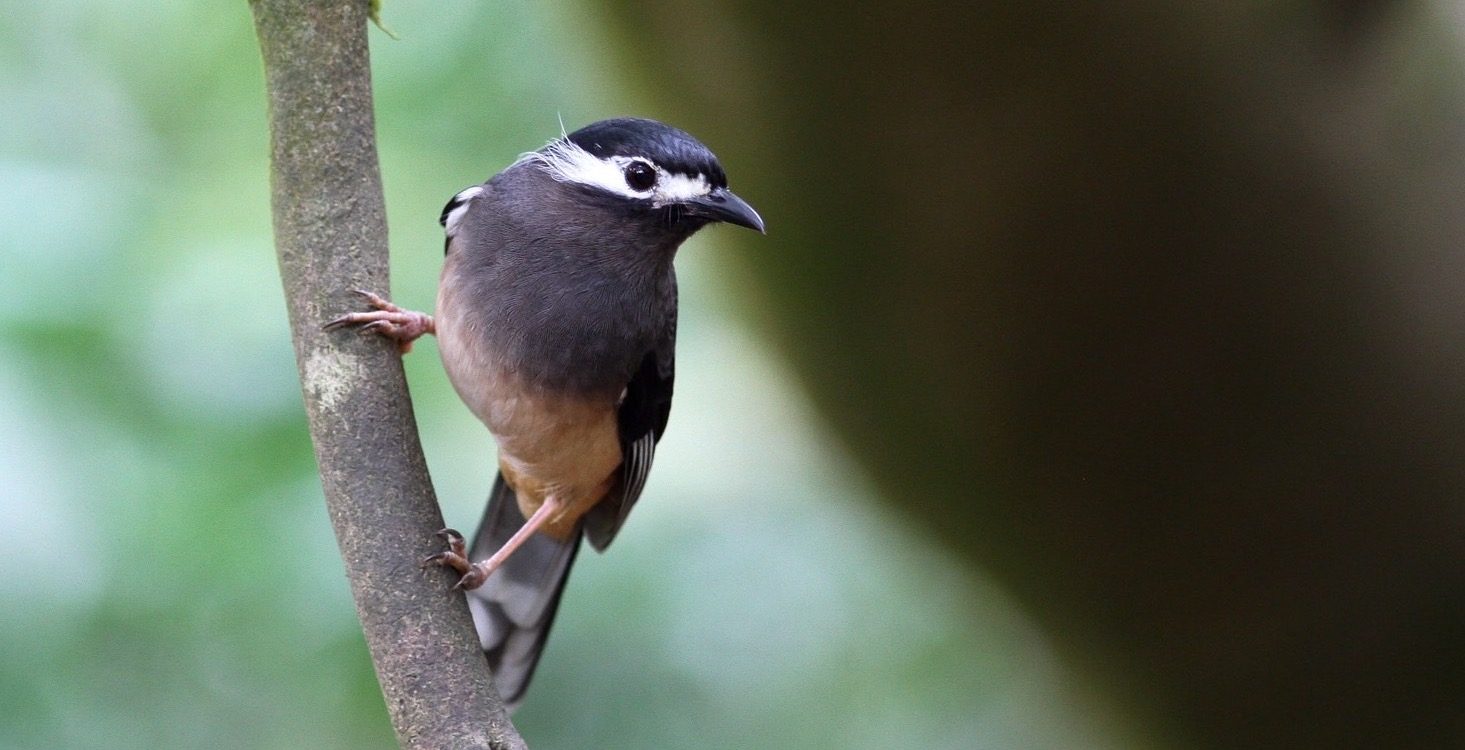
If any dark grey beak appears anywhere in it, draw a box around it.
[684,188,765,234]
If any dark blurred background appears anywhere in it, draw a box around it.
[5,1,1464,748]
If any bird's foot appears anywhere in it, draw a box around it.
[322,289,435,353]
[421,528,491,591]
[422,495,564,592]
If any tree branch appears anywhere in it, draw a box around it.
[248,1,526,747]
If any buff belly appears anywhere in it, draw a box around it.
[436,272,622,539]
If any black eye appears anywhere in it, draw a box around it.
[623,161,657,192]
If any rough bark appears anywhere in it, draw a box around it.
[249,1,526,747]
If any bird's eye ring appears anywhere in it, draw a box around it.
[623,161,657,192]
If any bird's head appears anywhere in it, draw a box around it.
[516,117,765,238]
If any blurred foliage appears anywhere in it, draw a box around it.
[587,1,1465,748]
[0,2,1120,748]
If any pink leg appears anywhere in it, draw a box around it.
[423,496,564,591]
[322,289,435,353]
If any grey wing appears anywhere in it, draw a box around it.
[583,343,675,552]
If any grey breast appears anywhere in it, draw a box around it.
[451,164,680,398]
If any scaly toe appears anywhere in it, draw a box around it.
[352,289,398,311]
[422,549,472,574]
[454,564,490,591]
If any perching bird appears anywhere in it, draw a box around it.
[324,117,764,709]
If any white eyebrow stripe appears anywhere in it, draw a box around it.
[516,139,633,196]
[516,138,712,206]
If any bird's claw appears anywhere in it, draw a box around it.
[322,290,435,352]
[452,566,489,591]
[420,528,467,567]
[436,528,466,554]
[352,288,390,305]
[422,528,490,591]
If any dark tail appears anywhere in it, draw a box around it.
[464,473,581,711]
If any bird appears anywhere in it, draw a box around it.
[323,117,764,709]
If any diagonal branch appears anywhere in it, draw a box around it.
[248,1,526,747]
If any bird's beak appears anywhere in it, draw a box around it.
[684,188,766,234]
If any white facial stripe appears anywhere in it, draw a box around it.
[516,138,712,206]
[654,171,711,204]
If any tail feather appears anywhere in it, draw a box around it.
[464,473,581,711]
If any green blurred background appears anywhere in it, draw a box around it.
[9,1,1465,748]
[0,2,1117,748]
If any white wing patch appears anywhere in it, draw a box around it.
[443,185,483,237]
[516,138,711,206]
[620,432,657,508]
